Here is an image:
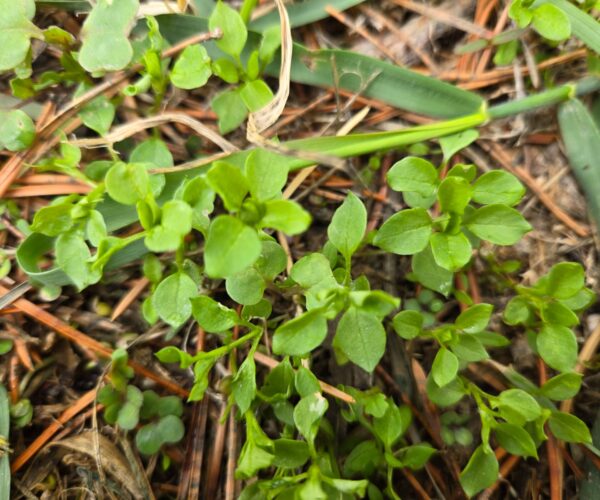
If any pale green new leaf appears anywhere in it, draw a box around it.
[261,200,311,235]
[206,161,249,212]
[0,0,41,72]
[531,4,571,41]
[79,0,139,72]
[152,272,197,328]
[55,232,91,290]
[209,0,247,58]
[171,44,212,89]
[327,192,366,261]
[204,216,261,278]
[245,149,289,201]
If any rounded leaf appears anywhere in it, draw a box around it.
[374,208,432,255]
[204,216,262,278]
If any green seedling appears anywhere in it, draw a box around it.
[98,349,185,456]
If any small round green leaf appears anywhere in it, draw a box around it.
[465,204,531,245]
[374,208,432,255]
[531,4,571,41]
[204,216,262,278]
[495,423,538,458]
[386,157,438,196]
[0,110,36,151]
[537,324,577,372]
[431,347,459,387]
[105,162,150,205]
[209,0,248,58]
[430,232,472,271]
[328,192,367,261]
[171,44,212,89]
[334,307,386,372]
[459,445,499,497]
[273,310,328,356]
[152,272,197,328]
[472,170,525,206]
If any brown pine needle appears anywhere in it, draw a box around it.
[111,277,150,321]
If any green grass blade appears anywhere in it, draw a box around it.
[285,112,487,157]
[250,0,366,31]
[535,0,600,53]
[558,99,600,232]
[277,45,483,118]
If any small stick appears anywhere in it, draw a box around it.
[204,403,228,498]
[224,410,237,500]
[111,277,150,321]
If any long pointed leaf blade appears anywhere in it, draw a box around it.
[558,98,600,232]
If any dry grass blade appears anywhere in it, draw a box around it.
[50,431,145,499]
[247,0,292,136]
[72,113,238,153]
[149,151,231,174]
[245,0,343,169]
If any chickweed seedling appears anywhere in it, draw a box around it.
[4,0,597,497]
[98,349,185,456]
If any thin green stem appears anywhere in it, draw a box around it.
[200,328,261,361]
